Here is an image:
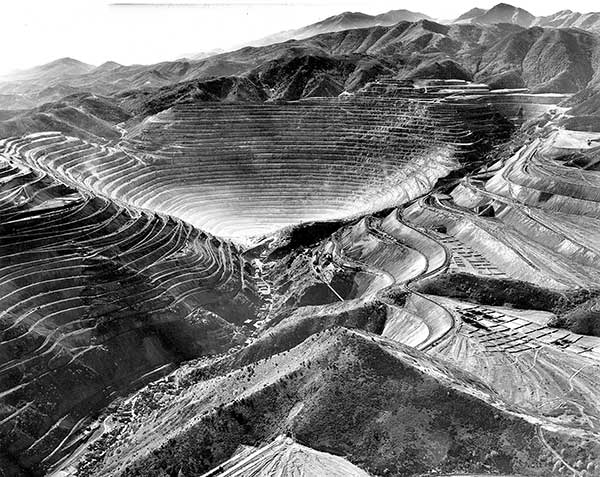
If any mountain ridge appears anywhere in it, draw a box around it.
[1,57,96,82]
[249,8,432,47]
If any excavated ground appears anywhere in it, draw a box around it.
[1,79,600,477]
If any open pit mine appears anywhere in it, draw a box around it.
[3,3,600,477]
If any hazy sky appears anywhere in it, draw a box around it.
[2,0,599,75]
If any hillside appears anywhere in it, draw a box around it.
[0,93,131,141]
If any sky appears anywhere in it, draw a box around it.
[1,0,599,75]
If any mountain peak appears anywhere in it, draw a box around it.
[93,61,122,72]
[2,57,95,82]
[375,9,431,24]
[455,7,487,21]
[486,2,532,15]
[322,11,371,22]
[43,57,93,69]
[48,56,82,63]
[461,2,535,27]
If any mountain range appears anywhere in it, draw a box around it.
[249,9,432,47]
[1,3,600,113]
[2,12,600,137]
[460,3,600,33]
[252,3,600,46]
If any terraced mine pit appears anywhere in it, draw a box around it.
[1,81,522,243]
[2,66,600,477]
